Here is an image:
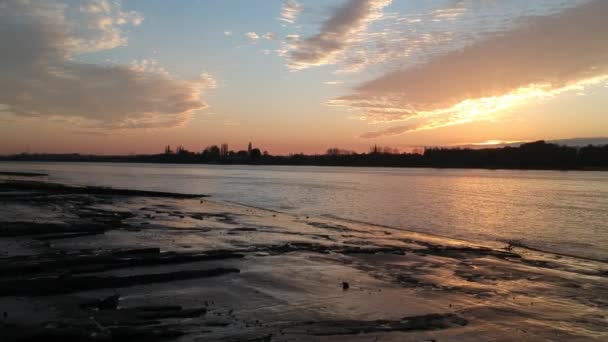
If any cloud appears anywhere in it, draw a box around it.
[323,80,344,85]
[284,0,585,75]
[360,124,419,139]
[330,0,608,138]
[245,31,260,40]
[431,2,466,21]
[0,0,215,130]
[262,32,276,40]
[282,0,392,70]
[279,0,303,24]
[245,32,276,45]
[224,30,232,36]
[129,59,170,76]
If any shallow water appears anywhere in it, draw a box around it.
[1,161,606,260]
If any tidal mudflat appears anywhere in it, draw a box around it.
[0,180,606,341]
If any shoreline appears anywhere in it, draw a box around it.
[2,159,608,172]
[0,179,606,341]
[320,213,608,264]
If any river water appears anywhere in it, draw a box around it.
[1,162,606,260]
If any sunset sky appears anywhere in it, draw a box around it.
[1,0,607,155]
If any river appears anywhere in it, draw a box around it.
[1,161,606,260]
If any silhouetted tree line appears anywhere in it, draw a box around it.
[423,141,607,169]
[2,141,607,170]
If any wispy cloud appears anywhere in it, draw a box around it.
[279,0,303,24]
[431,1,467,21]
[282,0,587,75]
[329,0,608,138]
[245,31,275,43]
[281,0,392,70]
[245,31,260,40]
[129,59,170,76]
[262,32,276,40]
[0,0,216,130]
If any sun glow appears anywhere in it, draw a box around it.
[435,75,608,128]
[475,140,519,146]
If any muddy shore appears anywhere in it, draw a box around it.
[0,179,606,341]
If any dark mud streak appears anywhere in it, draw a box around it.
[247,242,409,256]
[291,313,468,336]
[0,267,240,296]
[307,221,351,232]
[0,171,49,177]
[0,180,207,198]
[247,241,525,262]
[0,248,244,277]
[2,305,199,342]
[418,245,521,260]
[34,231,106,240]
[190,212,238,224]
[0,222,113,237]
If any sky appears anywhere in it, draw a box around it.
[0,0,607,155]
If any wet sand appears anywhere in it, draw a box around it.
[0,179,606,341]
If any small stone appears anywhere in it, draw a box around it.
[342,282,350,290]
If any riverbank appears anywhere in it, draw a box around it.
[0,180,606,341]
[2,140,607,171]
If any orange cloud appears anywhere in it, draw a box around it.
[330,0,608,138]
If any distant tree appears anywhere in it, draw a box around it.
[204,145,220,161]
[326,147,354,156]
[326,148,340,156]
[250,148,262,161]
[382,146,400,154]
[369,145,398,154]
